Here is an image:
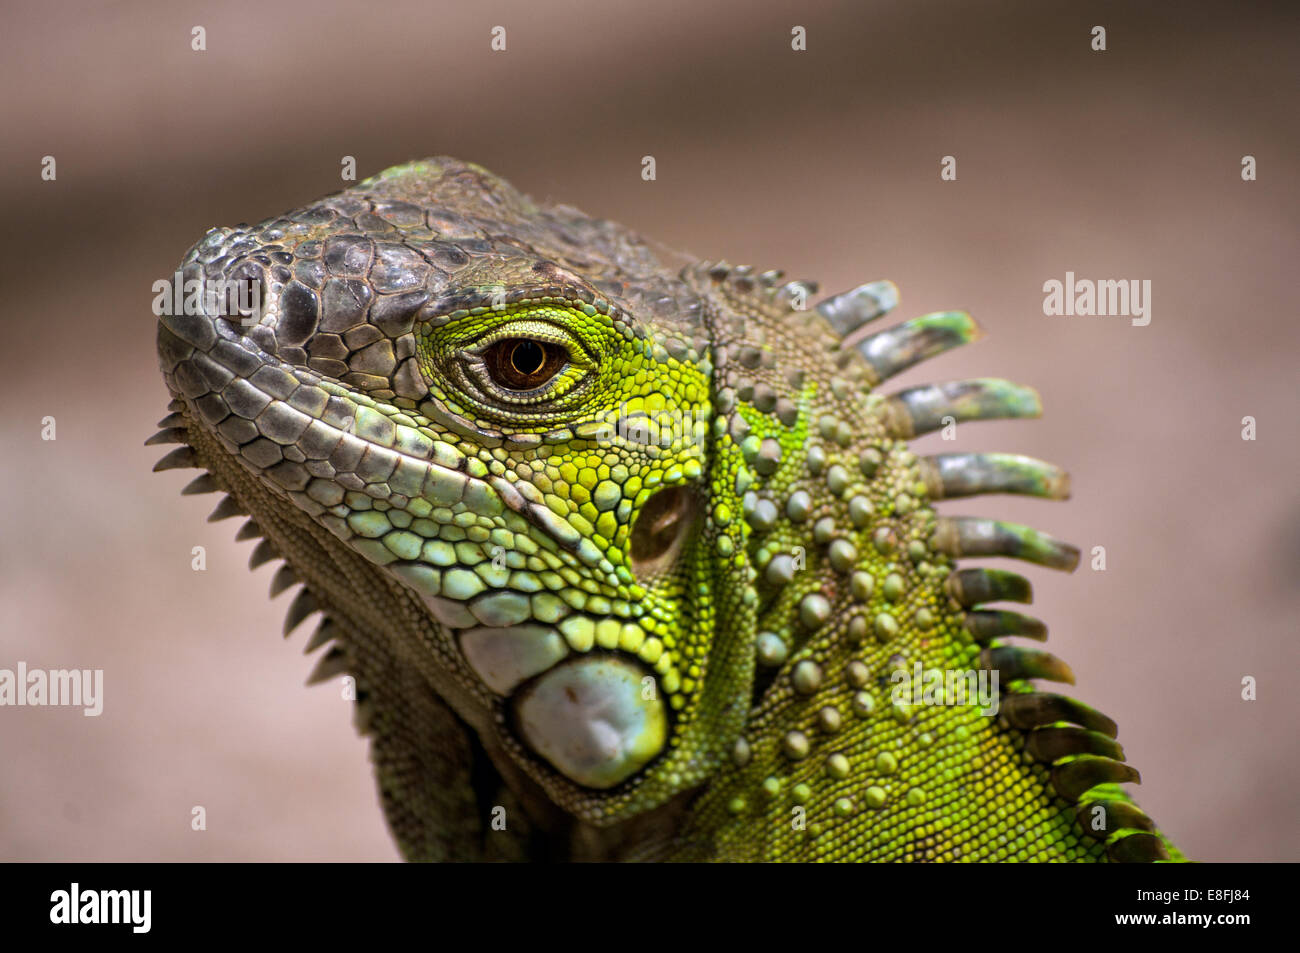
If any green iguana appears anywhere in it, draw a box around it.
[152,157,1183,861]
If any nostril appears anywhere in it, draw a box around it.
[216,259,268,330]
[629,486,698,574]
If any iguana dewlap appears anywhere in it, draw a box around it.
[153,158,1182,861]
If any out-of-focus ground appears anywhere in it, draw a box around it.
[1,0,1296,861]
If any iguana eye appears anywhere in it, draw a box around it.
[484,338,568,391]
[450,318,597,417]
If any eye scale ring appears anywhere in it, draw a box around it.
[420,306,602,420]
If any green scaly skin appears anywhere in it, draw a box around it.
[153,158,1183,861]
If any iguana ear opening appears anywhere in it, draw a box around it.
[629,486,700,580]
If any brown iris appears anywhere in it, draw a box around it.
[483,338,568,391]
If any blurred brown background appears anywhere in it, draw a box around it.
[1,0,1296,861]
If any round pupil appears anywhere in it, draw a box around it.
[510,340,546,376]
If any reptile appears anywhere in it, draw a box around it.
[152,157,1183,862]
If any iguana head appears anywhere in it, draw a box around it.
[158,157,1178,862]
[156,157,764,823]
